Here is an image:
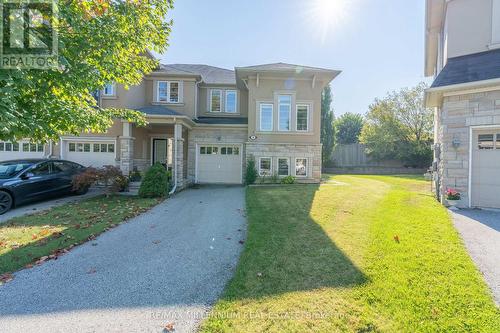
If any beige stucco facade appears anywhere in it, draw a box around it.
[23,62,338,189]
[426,0,500,76]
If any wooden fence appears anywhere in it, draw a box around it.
[325,143,426,175]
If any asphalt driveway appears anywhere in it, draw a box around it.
[0,188,103,224]
[451,209,500,305]
[0,185,246,333]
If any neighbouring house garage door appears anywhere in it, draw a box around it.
[0,141,45,161]
[65,141,116,168]
[471,131,500,208]
[197,145,242,184]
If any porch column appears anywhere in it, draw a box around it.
[173,123,184,189]
[120,121,135,175]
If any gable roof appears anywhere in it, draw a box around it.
[431,49,500,88]
[236,62,337,73]
[159,64,236,85]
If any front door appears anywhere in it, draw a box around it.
[153,139,168,166]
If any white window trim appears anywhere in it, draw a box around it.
[278,95,292,132]
[225,90,238,113]
[277,158,290,176]
[260,103,274,131]
[296,104,310,132]
[492,0,500,45]
[157,81,182,103]
[295,158,308,178]
[102,83,115,97]
[259,157,272,176]
[209,89,223,112]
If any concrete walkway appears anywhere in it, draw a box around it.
[451,209,500,305]
[0,188,103,224]
[0,185,246,333]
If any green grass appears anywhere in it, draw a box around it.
[201,175,500,332]
[0,195,160,275]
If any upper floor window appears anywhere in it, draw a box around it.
[296,105,309,131]
[103,83,115,96]
[158,81,181,103]
[278,95,291,131]
[260,104,273,131]
[225,90,237,113]
[210,89,222,112]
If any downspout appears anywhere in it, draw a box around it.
[169,118,178,195]
[194,78,202,119]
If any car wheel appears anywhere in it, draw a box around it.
[0,191,13,215]
[73,186,89,196]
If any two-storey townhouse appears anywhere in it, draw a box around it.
[0,59,339,189]
[425,0,500,209]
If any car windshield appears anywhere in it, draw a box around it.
[0,162,33,179]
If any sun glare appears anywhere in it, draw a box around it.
[308,0,353,43]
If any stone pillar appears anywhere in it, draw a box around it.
[174,123,185,189]
[120,122,134,175]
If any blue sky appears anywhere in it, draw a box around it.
[157,0,431,117]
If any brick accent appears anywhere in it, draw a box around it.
[437,89,500,207]
[246,143,322,183]
[119,137,134,175]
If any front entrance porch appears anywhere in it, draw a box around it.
[120,120,191,190]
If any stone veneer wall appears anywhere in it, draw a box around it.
[187,127,248,184]
[246,143,322,183]
[437,89,500,207]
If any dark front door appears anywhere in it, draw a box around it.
[152,139,168,166]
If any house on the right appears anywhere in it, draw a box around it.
[425,0,500,209]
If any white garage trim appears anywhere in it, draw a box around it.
[468,125,500,208]
[195,143,243,184]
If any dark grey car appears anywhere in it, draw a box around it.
[0,159,88,214]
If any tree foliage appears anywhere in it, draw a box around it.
[335,112,364,144]
[321,85,335,164]
[0,0,174,141]
[359,82,433,168]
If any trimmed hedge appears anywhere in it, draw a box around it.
[138,163,170,198]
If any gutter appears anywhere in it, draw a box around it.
[425,77,500,107]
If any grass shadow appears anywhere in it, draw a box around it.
[221,184,368,301]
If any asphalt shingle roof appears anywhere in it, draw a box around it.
[194,117,248,125]
[135,106,183,116]
[159,64,236,85]
[431,49,500,88]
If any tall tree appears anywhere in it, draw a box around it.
[359,82,433,167]
[321,85,335,164]
[0,0,174,141]
[334,112,364,144]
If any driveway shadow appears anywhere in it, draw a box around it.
[453,209,500,232]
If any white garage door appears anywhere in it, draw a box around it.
[0,141,45,161]
[197,145,242,184]
[471,131,500,208]
[65,141,116,168]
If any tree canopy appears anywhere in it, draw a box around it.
[359,82,433,168]
[334,112,364,144]
[0,0,174,142]
[321,85,335,164]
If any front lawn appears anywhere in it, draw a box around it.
[0,195,159,276]
[201,175,500,332]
